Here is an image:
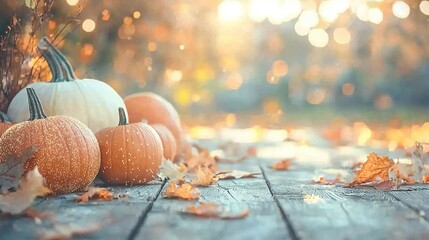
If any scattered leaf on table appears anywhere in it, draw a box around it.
[184,202,249,220]
[75,187,113,203]
[216,170,261,180]
[388,163,415,186]
[423,175,429,184]
[346,153,394,186]
[269,159,292,171]
[158,158,187,182]
[373,180,395,190]
[0,167,50,214]
[190,167,218,187]
[38,222,102,240]
[163,182,201,200]
[310,176,341,185]
[0,146,38,193]
[214,155,248,164]
[185,145,217,173]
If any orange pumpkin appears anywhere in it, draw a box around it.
[0,111,13,136]
[151,123,177,161]
[0,88,101,194]
[96,107,164,185]
[124,93,182,160]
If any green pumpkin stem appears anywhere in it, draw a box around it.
[0,111,10,123]
[38,36,77,82]
[37,37,65,82]
[27,88,47,120]
[118,107,128,126]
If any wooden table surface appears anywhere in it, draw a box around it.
[1,143,429,240]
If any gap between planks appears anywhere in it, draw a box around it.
[384,191,429,222]
[127,179,167,240]
[259,166,300,240]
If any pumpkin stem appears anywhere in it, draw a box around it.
[118,107,128,125]
[27,88,47,120]
[39,36,77,82]
[37,37,65,82]
[0,111,10,123]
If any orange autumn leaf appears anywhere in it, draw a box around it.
[349,153,394,186]
[190,167,218,187]
[310,176,341,185]
[163,182,201,200]
[184,202,249,220]
[269,159,292,171]
[185,145,217,173]
[423,175,429,184]
[75,187,113,203]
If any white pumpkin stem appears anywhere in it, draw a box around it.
[0,111,10,123]
[118,107,128,125]
[39,36,77,81]
[26,88,47,120]
[37,37,65,82]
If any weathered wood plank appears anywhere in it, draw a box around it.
[137,176,291,240]
[388,190,429,221]
[261,166,429,240]
[0,182,163,240]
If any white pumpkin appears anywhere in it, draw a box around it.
[7,37,127,133]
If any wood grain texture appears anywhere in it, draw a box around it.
[137,176,291,240]
[261,166,429,240]
[0,182,163,240]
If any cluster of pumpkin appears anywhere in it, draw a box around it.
[0,37,182,195]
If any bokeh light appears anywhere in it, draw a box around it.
[392,1,410,19]
[308,28,329,48]
[82,19,96,32]
[218,0,244,22]
[420,1,429,15]
[368,8,383,24]
[333,28,351,45]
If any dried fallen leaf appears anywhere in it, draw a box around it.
[310,176,342,185]
[0,167,50,214]
[190,167,218,187]
[373,180,395,190]
[75,187,113,203]
[214,155,248,164]
[423,175,429,184]
[269,159,292,171]
[0,146,38,193]
[347,153,394,186]
[216,170,261,180]
[38,222,102,240]
[158,158,187,182]
[183,202,249,220]
[185,144,217,173]
[163,182,201,200]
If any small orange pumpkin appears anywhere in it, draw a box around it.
[124,93,182,160]
[0,111,13,136]
[0,88,101,194]
[151,123,177,161]
[96,107,164,185]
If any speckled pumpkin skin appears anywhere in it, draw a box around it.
[151,124,177,161]
[0,116,101,195]
[96,123,163,185]
[124,93,182,161]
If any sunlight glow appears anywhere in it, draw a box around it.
[218,0,244,22]
[392,1,410,19]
